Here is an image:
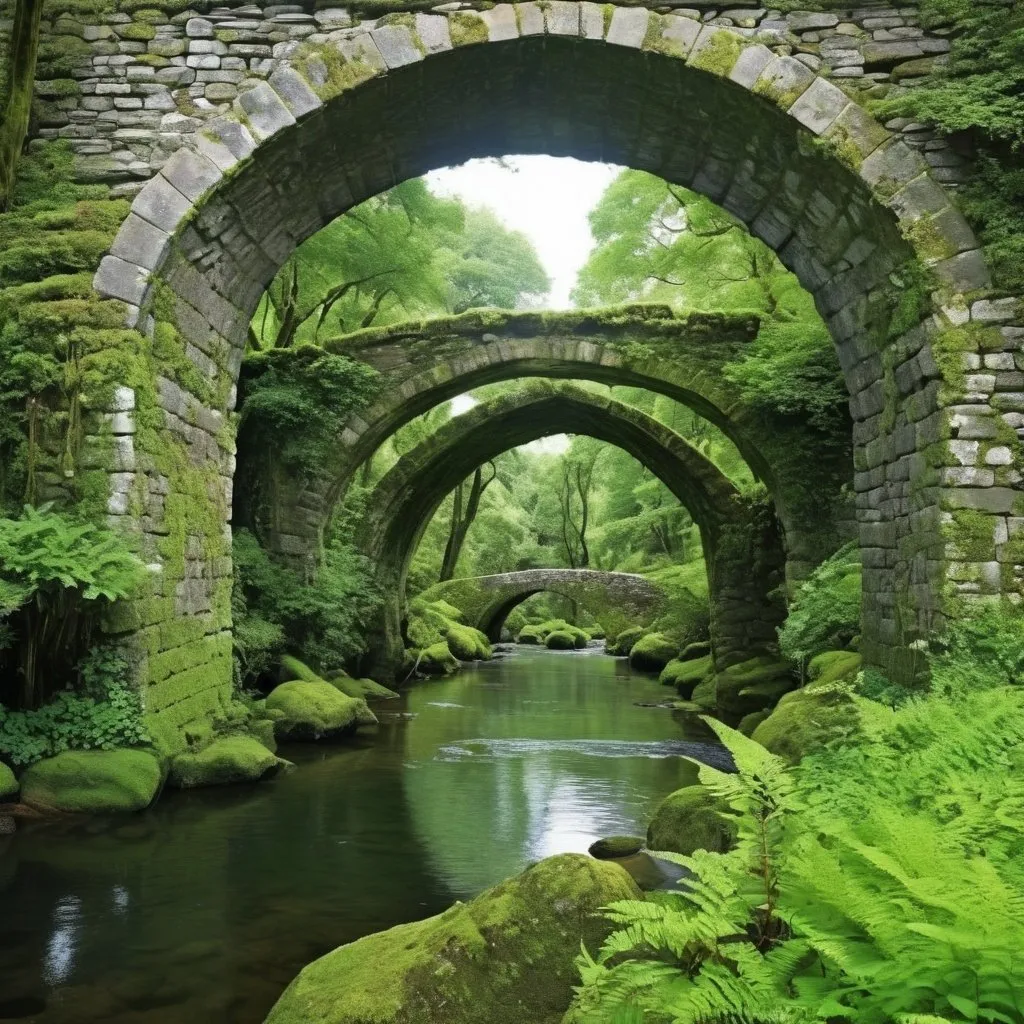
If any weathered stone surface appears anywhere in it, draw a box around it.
[233,80,295,140]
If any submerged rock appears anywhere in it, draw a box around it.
[647,784,736,856]
[169,736,287,788]
[0,762,18,801]
[21,749,162,814]
[588,835,644,859]
[267,681,377,742]
[264,853,641,1024]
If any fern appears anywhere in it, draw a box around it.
[572,686,1024,1024]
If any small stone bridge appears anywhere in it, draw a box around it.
[420,570,667,642]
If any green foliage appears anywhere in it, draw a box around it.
[238,347,380,481]
[0,646,148,767]
[777,542,862,665]
[249,178,549,349]
[573,683,1024,1024]
[0,503,144,707]
[232,529,382,680]
[873,1,1024,293]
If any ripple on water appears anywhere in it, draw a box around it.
[435,737,731,769]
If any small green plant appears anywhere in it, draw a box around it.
[0,503,144,707]
[778,542,861,669]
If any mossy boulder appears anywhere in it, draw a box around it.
[545,629,577,650]
[588,835,644,859]
[446,622,492,661]
[280,654,322,682]
[264,853,641,1024]
[267,681,376,742]
[751,682,861,764]
[690,674,718,710]
[516,624,544,644]
[659,653,714,696]
[0,763,19,801]
[808,650,862,685]
[414,641,460,675]
[169,736,285,789]
[737,710,770,736]
[679,640,711,661]
[21,749,162,814]
[605,625,645,657]
[715,655,796,717]
[251,718,278,751]
[629,632,678,672]
[647,785,736,856]
[328,674,400,700]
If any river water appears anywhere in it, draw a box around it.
[0,645,721,1023]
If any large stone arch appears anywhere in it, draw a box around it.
[355,382,786,672]
[419,569,668,643]
[82,5,1022,724]
[240,306,850,591]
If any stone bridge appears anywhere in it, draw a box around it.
[240,306,850,591]
[420,570,668,643]
[5,0,1022,730]
[354,381,786,672]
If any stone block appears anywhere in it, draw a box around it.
[933,249,991,294]
[787,75,850,134]
[607,6,649,47]
[728,43,773,88]
[416,13,452,52]
[268,65,321,117]
[371,24,423,68]
[186,17,214,38]
[234,80,295,141]
[480,4,518,41]
[518,2,544,36]
[193,115,257,171]
[753,54,815,108]
[861,138,927,190]
[94,254,149,306]
[110,212,171,271]
[545,0,579,36]
[972,298,1020,323]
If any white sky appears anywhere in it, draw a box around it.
[432,155,620,456]
[426,155,621,308]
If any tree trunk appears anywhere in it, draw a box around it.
[0,0,43,211]
[439,463,495,581]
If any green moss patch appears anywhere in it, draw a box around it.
[589,835,644,859]
[751,683,860,764]
[659,653,714,696]
[266,681,375,741]
[20,749,162,813]
[264,853,641,1024]
[169,735,285,788]
[715,654,796,717]
[646,784,736,856]
[628,631,678,672]
[0,762,19,800]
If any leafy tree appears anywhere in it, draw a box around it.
[249,182,550,349]
[439,462,497,581]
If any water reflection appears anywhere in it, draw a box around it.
[0,647,717,1023]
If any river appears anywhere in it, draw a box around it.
[0,645,722,1023]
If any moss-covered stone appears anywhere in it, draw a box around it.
[751,682,861,765]
[629,632,678,672]
[516,624,544,644]
[605,625,645,656]
[266,681,376,741]
[715,655,796,717]
[808,649,862,685]
[0,763,19,800]
[169,736,285,788]
[646,785,736,856]
[659,653,714,696]
[446,622,492,661]
[546,629,577,650]
[737,710,769,736]
[21,749,162,813]
[690,674,718,710]
[588,835,644,859]
[415,641,460,676]
[328,673,400,700]
[264,853,641,1024]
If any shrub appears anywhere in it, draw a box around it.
[777,542,861,667]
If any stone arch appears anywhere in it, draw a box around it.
[243,306,849,591]
[85,6,1021,721]
[355,382,786,672]
[419,569,669,643]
